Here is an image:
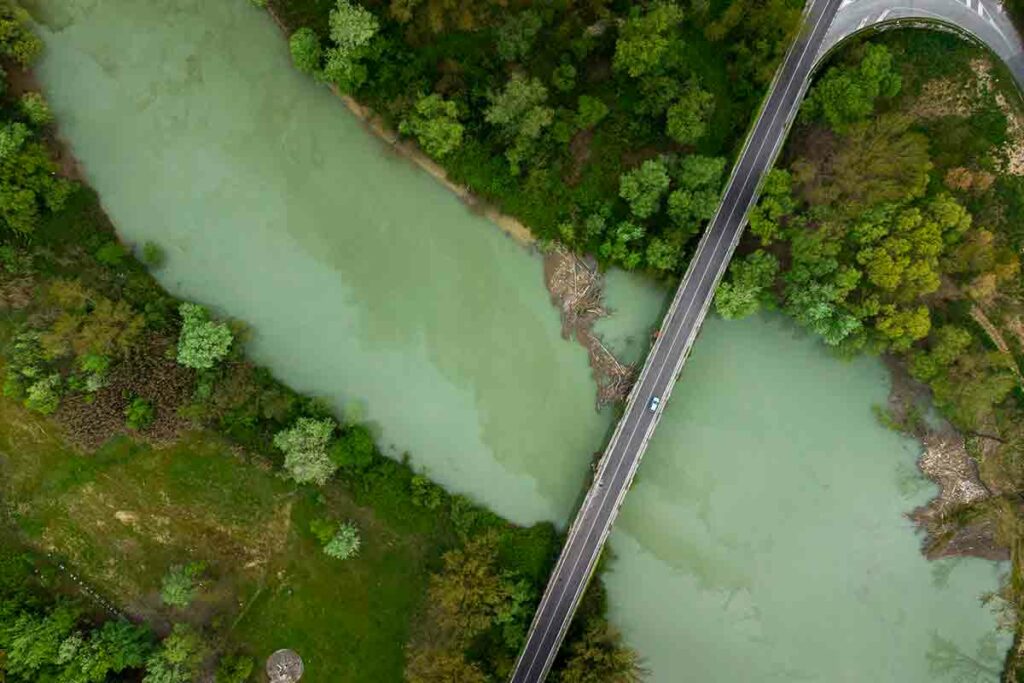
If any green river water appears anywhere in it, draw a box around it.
[30,0,1009,680]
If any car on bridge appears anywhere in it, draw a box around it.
[648,395,661,413]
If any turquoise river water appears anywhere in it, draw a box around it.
[30,0,1009,680]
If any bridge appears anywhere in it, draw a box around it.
[509,0,1024,680]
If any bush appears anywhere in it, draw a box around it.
[141,241,166,269]
[216,654,255,683]
[410,474,444,509]
[289,27,322,74]
[328,423,375,470]
[159,562,205,608]
[19,92,51,127]
[176,303,233,370]
[274,416,338,485]
[323,521,361,560]
[125,397,155,431]
[24,374,61,415]
[95,240,127,267]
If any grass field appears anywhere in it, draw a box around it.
[0,390,446,681]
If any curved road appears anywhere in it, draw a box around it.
[509,1,1024,681]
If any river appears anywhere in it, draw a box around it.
[29,0,1009,680]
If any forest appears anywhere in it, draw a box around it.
[270,0,805,275]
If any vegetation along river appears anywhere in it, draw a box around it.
[29,0,1009,679]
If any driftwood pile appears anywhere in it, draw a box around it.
[543,245,637,408]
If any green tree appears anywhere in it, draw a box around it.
[24,373,60,415]
[159,562,205,608]
[599,221,646,269]
[289,27,322,75]
[143,624,205,683]
[0,2,43,66]
[804,44,901,130]
[645,237,680,271]
[714,250,779,319]
[619,158,670,218]
[176,302,233,370]
[0,600,78,678]
[666,84,714,145]
[19,92,51,127]
[0,122,74,235]
[748,168,794,245]
[496,10,542,62]
[792,113,931,207]
[323,521,361,560]
[328,423,375,469]
[485,75,553,174]
[216,654,255,683]
[576,95,609,129]
[274,416,338,485]
[552,63,577,93]
[556,622,645,683]
[667,155,725,238]
[613,2,685,78]
[399,94,464,158]
[322,0,379,91]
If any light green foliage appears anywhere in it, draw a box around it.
[666,84,714,145]
[95,240,127,267]
[143,624,206,683]
[714,250,779,319]
[613,2,684,78]
[141,241,166,268]
[3,331,46,400]
[804,44,901,130]
[910,325,974,381]
[748,169,794,245]
[274,416,338,485]
[485,75,553,174]
[496,10,542,62]
[667,155,725,239]
[645,237,679,271]
[598,220,646,270]
[399,94,464,158]
[19,92,51,127]
[176,302,233,370]
[77,353,110,393]
[552,63,577,93]
[247,0,268,6]
[289,27,323,75]
[323,521,361,560]
[323,0,379,90]
[619,158,670,218]
[24,373,61,415]
[0,2,43,66]
[125,397,155,431]
[411,474,445,509]
[159,562,205,608]
[310,517,337,545]
[328,422,376,469]
[576,95,609,129]
[0,600,78,677]
[0,122,74,235]
[216,654,255,683]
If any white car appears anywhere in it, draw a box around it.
[648,395,661,413]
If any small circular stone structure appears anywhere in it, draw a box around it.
[266,649,304,683]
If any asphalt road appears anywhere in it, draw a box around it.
[826,0,1024,88]
[508,0,845,679]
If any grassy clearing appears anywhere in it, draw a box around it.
[0,392,444,681]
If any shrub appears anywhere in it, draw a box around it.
[309,517,336,544]
[159,562,205,608]
[289,27,322,74]
[328,423,375,469]
[176,303,233,370]
[215,654,255,683]
[19,92,51,127]
[24,374,61,415]
[125,397,155,431]
[141,241,166,269]
[273,416,338,485]
[323,521,361,560]
[95,240,127,267]
[411,474,444,509]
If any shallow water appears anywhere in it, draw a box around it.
[31,0,1008,680]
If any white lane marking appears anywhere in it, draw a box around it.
[877,8,892,20]
[857,14,870,27]
[513,0,840,679]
